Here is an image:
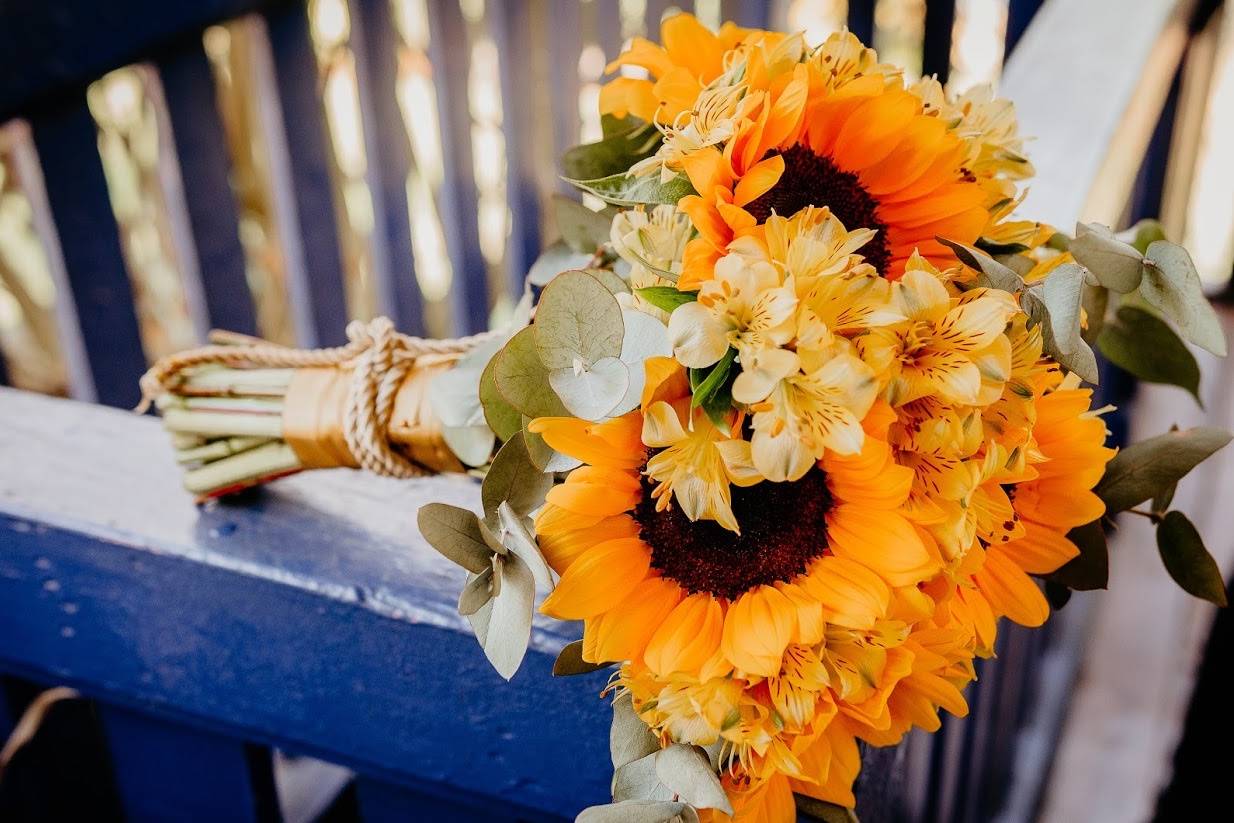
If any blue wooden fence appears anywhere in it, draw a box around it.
[0,0,1193,820]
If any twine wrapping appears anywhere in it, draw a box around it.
[139,317,500,478]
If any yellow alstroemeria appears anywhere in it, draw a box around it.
[862,258,1018,407]
[668,252,798,368]
[747,352,879,482]
[642,400,762,533]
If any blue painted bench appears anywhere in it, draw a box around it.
[0,0,1213,819]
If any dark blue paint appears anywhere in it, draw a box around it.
[28,95,148,409]
[846,0,876,47]
[356,776,561,823]
[351,0,426,336]
[1004,0,1044,58]
[102,707,279,822]
[157,40,259,337]
[922,1,956,83]
[265,1,351,346]
[490,1,543,299]
[0,388,610,818]
[0,0,281,121]
[426,0,490,334]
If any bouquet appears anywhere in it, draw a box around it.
[141,14,1231,822]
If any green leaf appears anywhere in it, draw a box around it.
[576,800,699,823]
[937,237,1025,292]
[568,171,697,208]
[458,567,495,616]
[417,503,492,574]
[491,327,570,419]
[552,640,612,676]
[1122,218,1167,254]
[795,795,860,823]
[610,693,661,771]
[1095,426,1233,513]
[975,237,1031,256]
[535,270,626,370]
[1097,306,1202,405]
[482,431,554,519]
[655,745,733,813]
[637,286,699,313]
[1157,510,1228,606]
[1034,263,1099,384]
[483,552,536,680]
[690,348,736,409]
[1141,241,1227,356]
[479,355,522,441]
[555,195,616,254]
[563,120,661,181]
[1044,580,1073,610]
[528,241,595,287]
[1045,519,1108,591]
[1070,223,1143,293]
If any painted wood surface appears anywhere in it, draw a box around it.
[0,387,608,819]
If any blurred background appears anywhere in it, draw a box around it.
[0,1,1232,822]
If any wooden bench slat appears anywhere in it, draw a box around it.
[101,707,280,822]
[349,0,426,335]
[0,387,609,816]
[157,41,260,337]
[425,0,489,334]
[28,96,148,409]
[264,3,351,346]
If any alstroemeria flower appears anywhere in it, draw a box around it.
[668,253,797,368]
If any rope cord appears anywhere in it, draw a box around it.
[138,317,500,478]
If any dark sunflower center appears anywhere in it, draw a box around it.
[745,144,890,275]
[634,466,833,600]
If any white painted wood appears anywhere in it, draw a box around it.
[1000,0,1190,229]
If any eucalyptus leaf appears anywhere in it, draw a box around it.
[568,170,696,208]
[1095,426,1233,513]
[637,286,699,313]
[576,800,698,823]
[795,795,860,823]
[535,270,626,370]
[482,552,536,680]
[556,195,616,254]
[441,424,496,467]
[458,568,494,616]
[1044,519,1108,591]
[613,753,675,803]
[1097,306,1201,405]
[528,241,596,287]
[563,120,661,181]
[937,237,1024,292]
[417,503,492,574]
[553,639,613,676]
[482,431,554,519]
[1121,218,1167,254]
[1037,263,1099,383]
[611,693,661,771]
[1141,241,1227,356]
[1070,223,1143,293]
[608,310,673,416]
[479,355,522,441]
[496,501,556,591]
[550,356,631,421]
[1081,282,1109,344]
[654,745,733,813]
[585,266,632,296]
[1156,510,1228,606]
[492,327,571,418]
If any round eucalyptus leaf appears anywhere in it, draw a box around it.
[441,424,496,467]
[1141,241,1227,356]
[549,356,630,421]
[492,327,570,418]
[654,745,732,813]
[1070,222,1143,293]
[535,270,625,370]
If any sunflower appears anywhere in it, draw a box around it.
[600,17,1030,287]
[529,361,939,680]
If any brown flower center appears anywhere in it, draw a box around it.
[634,467,833,600]
[745,144,891,275]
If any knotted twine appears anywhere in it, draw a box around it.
[138,317,500,478]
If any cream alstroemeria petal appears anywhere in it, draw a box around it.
[731,346,801,404]
[642,400,688,447]
[668,301,731,367]
[752,423,815,482]
[936,295,1016,353]
[894,268,951,322]
[715,438,765,486]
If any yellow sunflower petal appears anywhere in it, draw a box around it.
[721,585,796,677]
[539,538,651,620]
[644,592,726,676]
